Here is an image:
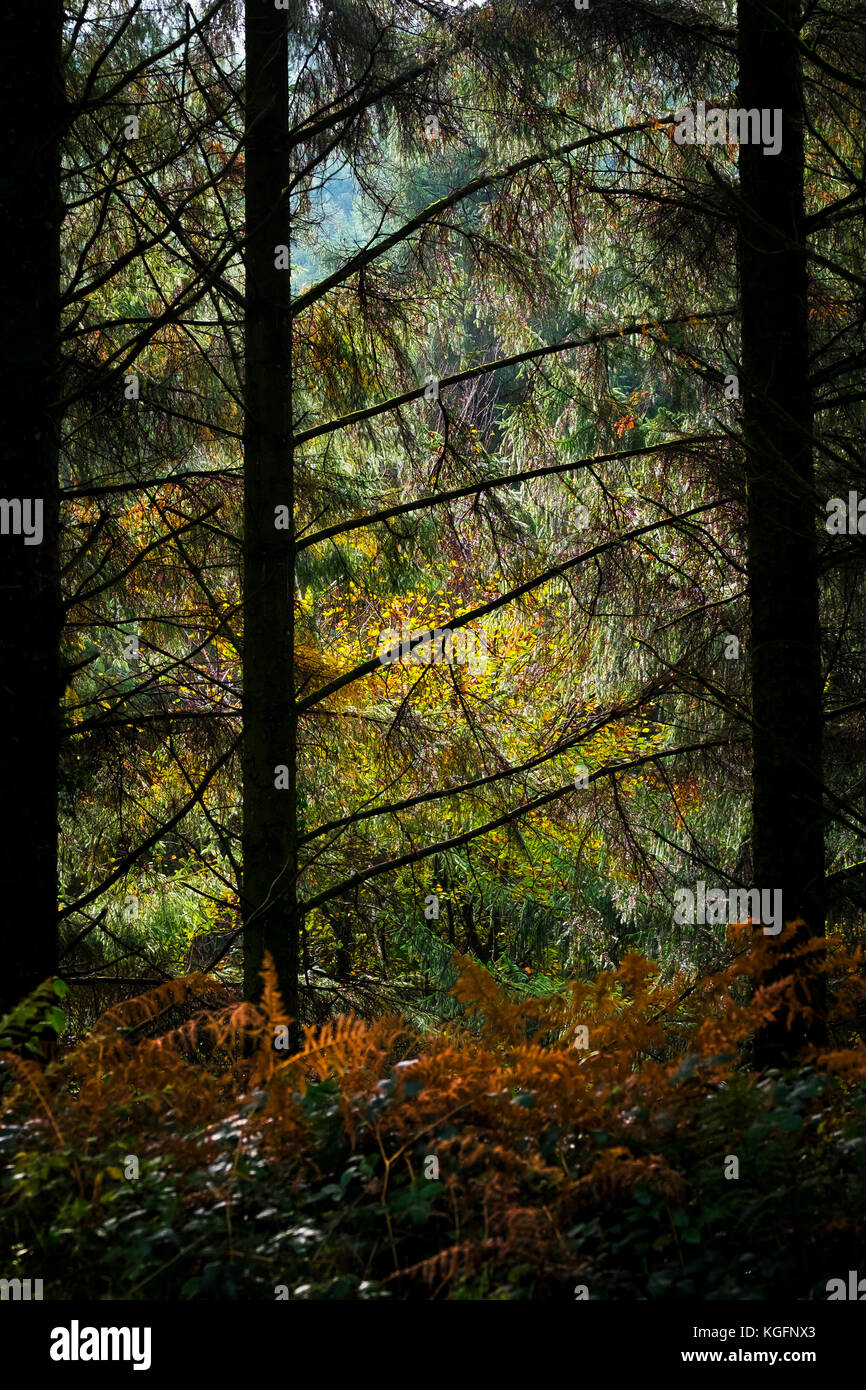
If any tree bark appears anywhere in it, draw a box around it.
[738,0,826,1062]
[0,0,63,1014]
[242,0,299,1038]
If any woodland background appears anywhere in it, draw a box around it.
[1,0,866,1300]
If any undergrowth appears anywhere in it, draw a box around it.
[1,924,865,1300]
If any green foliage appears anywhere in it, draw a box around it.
[0,979,68,1058]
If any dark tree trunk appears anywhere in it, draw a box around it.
[242,0,299,1039]
[372,909,387,973]
[334,911,353,980]
[446,895,456,946]
[738,0,826,1062]
[0,1,63,1014]
[462,899,485,960]
[441,856,456,946]
[486,908,497,965]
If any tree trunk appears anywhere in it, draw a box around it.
[0,0,63,1014]
[242,0,299,1039]
[486,907,498,964]
[738,0,826,1062]
[334,910,353,980]
[462,899,485,959]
